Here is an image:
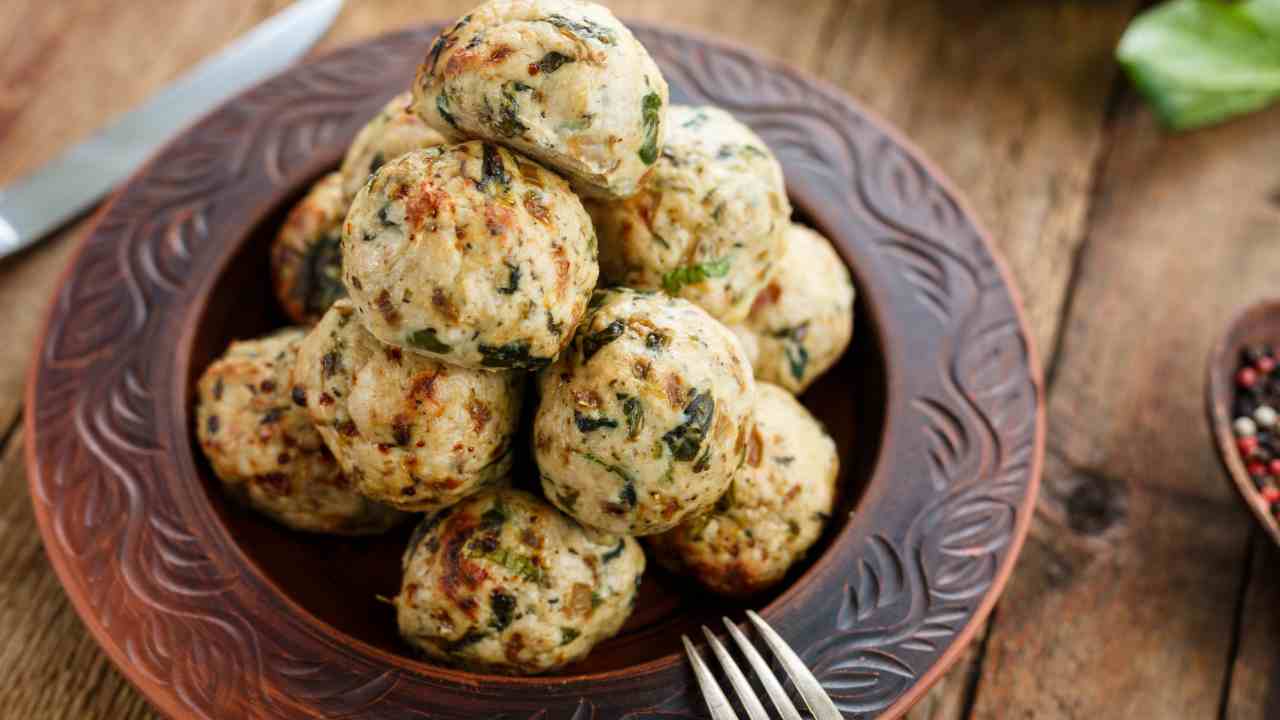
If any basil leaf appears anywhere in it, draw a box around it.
[1117,0,1280,130]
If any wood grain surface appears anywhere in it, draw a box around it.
[0,1,1272,718]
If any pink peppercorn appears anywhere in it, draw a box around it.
[1239,436,1260,456]
[1239,367,1260,388]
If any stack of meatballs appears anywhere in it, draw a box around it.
[195,0,856,676]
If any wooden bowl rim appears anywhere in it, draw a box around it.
[1206,298,1280,547]
[24,22,1044,719]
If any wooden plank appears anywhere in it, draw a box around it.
[0,429,155,719]
[818,1,1143,355]
[971,99,1280,717]
[0,0,293,434]
[1225,534,1280,718]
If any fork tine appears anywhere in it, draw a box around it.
[700,626,770,720]
[721,617,803,720]
[682,634,741,720]
[745,610,843,720]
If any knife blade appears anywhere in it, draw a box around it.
[0,0,344,259]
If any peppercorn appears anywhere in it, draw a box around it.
[1240,367,1261,389]
[1240,436,1260,456]
[1236,417,1259,436]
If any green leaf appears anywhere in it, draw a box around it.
[1117,0,1280,130]
[407,328,451,354]
[660,258,731,294]
[534,51,575,74]
[638,91,663,164]
[478,341,550,370]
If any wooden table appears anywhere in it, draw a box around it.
[1,1,1274,717]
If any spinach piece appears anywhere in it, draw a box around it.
[662,389,715,461]
[481,143,511,192]
[560,627,580,645]
[574,410,618,433]
[582,319,625,360]
[436,88,459,129]
[602,539,627,563]
[534,51,575,74]
[407,328,451,354]
[771,323,811,380]
[479,341,551,370]
[622,395,644,439]
[445,629,488,653]
[681,109,710,129]
[785,343,810,381]
[545,13,616,44]
[716,143,768,161]
[575,451,636,486]
[1117,0,1280,130]
[489,589,516,631]
[498,262,521,295]
[691,446,712,474]
[301,231,345,316]
[638,91,663,165]
[490,83,530,138]
[480,499,507,532]
[661,258,730,294]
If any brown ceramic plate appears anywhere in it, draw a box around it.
[1207,299,1280,547]
[26,25,1043,719]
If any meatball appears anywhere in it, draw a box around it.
[270,173,347,324]
[411,0,668,199]
[195,328,409,534]
[339,91,448,199]
[649,383,838,596]
[292,301,524,511]
[735,224,855,393]
[587,105,791,323]
[533,288,755,535]
[396,488,645,674]
[341,142,598,371]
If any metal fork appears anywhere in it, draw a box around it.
[682,609,842,720]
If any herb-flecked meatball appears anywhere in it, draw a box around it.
[411,0,668,199]
[195,328,409,534]
[648,383,838,596]
[533,288,755,535]
[341,142,598,371]
[292,301,524,512]
[270,173,348,325]
[340,91,448,199]
[396,488,645,674]
[733,224,855,393]
[586,105,791,323]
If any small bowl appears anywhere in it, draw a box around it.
[1207,298,1280,545]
